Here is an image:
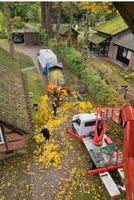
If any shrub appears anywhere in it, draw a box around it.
[79,63,125,106]
[49,39,81,74]
[122,68,134,82]
[11,16,24,28]
[39,27,48,45]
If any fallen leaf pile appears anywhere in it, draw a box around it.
[34,94,95,170]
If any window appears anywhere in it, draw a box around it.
[0,127,4,144]
[85,121,96,127]
[127,50,132,59]
[75,119,81,126]
[122,49,132,60]
[116,46,130,65]
[122,49,128,57]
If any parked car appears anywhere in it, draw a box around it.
[13,33,24,44]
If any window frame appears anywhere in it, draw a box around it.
[127,50,132,59]
[0,126,4,144]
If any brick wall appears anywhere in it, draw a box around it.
[0,126,28,154]
[113,46,118,60]
[108,42,118,60]
[0,144,6,152]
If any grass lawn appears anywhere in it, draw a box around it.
[90,58,134,88]
[22,69,45,118]
[0,47,20,73]
[16,52,34,69]
[0,39,34,69]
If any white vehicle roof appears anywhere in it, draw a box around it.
[38,49,58,67]
[73,113,100,122]
[39,49,56,56]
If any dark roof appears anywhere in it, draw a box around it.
[95,16,128,36]
[53,24,79,35]
[12,28,38,33]
[114,32,134,51]
[0,48,31,134]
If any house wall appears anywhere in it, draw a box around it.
[108,41,118,60]
[129,52,134,70]
[59,34,78,45]
[0,126,28,156]
[24,32,40,45]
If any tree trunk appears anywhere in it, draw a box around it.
[82,10,89,60]
[40,2,53,39]
[114,2,134,35]
[84,10,89,45]
[41,2,47,27]
[67,14,73,47]
[56,3,62,41]
[46,2,53,39]
[3,2,14,58]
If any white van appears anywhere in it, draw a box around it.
[37,49,58,73]
[72,113,100,137]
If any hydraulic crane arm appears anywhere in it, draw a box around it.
[94,105,134,200]
[121,105,134,200]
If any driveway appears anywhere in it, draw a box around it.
[14,45,40,68]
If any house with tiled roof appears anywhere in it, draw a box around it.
[0,48,31,159]
[89,16,134,69]
[53,24,79,45]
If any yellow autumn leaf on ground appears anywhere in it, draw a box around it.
[37,139,62,169]
[76,101,96,113]
[34,94,95,170]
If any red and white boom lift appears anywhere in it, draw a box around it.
[66,105,134,200]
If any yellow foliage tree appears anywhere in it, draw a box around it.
[80,2,113,15]
[35,95,51,126]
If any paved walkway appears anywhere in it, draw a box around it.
[21,66,35,72]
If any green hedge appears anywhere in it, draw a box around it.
[80,64,125,106]
[49,40,125,107]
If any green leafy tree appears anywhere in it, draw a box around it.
[62,2,80,47]
[11,16,24,28]
[27,3,40,23]
[8,2,30,22]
